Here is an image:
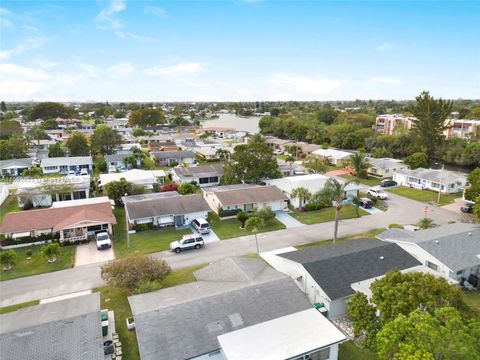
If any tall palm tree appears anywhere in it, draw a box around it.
[348,152,370,179]
[313,178,350,243]
[215,148,231,161]
[245,216,265,254]
[291,187,311,210]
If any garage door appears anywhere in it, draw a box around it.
[158,215,174,224]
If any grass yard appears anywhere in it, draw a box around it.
[0,300,39,315]
[386,186,462,206]
[113,208,193,258]
[0,195,19,224]
[276,154,288,161]
[339,341,378,360]
[208,213,286,240]
[340,174,382,187]
[0,244,75,281]
[463,290,480,316]
[296,228,385,249]
[96,264,206,360]
[291,204,369,225]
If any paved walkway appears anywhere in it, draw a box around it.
[75,241,114,267]
[275,211,304,228]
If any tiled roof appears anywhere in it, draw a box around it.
[207,185,288,206]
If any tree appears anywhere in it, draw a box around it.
[25,125,49,145]
[347,293,380,350]
[0,120,22,139]
[312,178,350,243]
[66,132,90,156]
[41,243,61,263]
[237,211,250,228]
[22,167,43,178]
[101,255,171,291]
[104,178,133,205]
[129,108,165,127]
[95,159,107,173]
[303,156,328,174]
[27,102,76,121]
[222,139,281,184]
[253,207,275,222]
[348,151,370,178]
[464,167,480,202]
[474,196,480,221]
[48,142,64,157]
[376,307,480,360]
[0,101,6,112]
[417,217,435,229]
[0,135,28,160]
[403,152,429,169]
[178,182,198,195]
[0,249,17,270]
[245,216,265,254]
[411,91,453,159]
[290,187,311,210]
[285,155,296,165]
[90,125,122,155]
[215,148,231,161]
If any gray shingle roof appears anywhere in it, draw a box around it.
[0,293,103,360]
[207,184,288,206]
[365,157,404,170]
[173,164,224,179]
[394,167,467,184]
[280,239,421,300]
[104,152,132,163]
[151,150,194,159]
[41,156,93,167]
[125,193,210,220]
[128,257,312,360]
[0,158,33,170]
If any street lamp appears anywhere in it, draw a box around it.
[435,163,445,205]
[125,193,130,248]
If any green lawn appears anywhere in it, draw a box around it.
[208,213,286,240]
[290,204,369,225]
[386,186,462,206]
[96,264,206,360]
[339,341,378,360]
[0,300,39,315]
[113,208,193,258]
[341,174,382,187]
[276,154,288,161]
[296,228,385,249]
[463,290,480,315]
[0,244,75,281]
[0,195,19,224]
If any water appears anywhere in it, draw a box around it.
[201,113,260,133]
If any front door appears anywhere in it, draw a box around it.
[174,215,185,226]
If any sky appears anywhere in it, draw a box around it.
[0,0,479,102]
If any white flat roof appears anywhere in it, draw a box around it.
[218,308,346,360]
[99,169,166,187]
[51,196,111,208]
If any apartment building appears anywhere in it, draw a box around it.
[375,114,416,135]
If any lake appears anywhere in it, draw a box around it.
[201,113,260,133]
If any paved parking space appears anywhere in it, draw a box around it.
[190,225,220,243]
[360,206,383,214]
[75,241,114,267]
[275,211,304,228]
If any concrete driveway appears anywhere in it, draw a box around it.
[190,226,220,243]
[74,241,114,267]
[275,211,304,228]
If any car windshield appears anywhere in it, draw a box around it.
[200,224,209,228]
[97,234,109,240]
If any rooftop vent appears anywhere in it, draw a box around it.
[435,240,439,244]
[379,256,384,260]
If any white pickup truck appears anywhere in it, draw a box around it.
[96,232,112,250]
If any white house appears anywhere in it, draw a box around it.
[0,158,34,177]
[99,169,166,190]
[203,184,288,215]
[265,174,361,208]
[377,223,480,285]
[393,167,467,194]
[0,183,9,206]
[311,148,353,166]
[366,157,407,178]
[260,239,421,318]
[151,151,195,166]
[40,156,93,175]
[172,164,223,187]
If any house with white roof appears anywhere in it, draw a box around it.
[265,174,361,208]
[365,157,407,178]
[312,148,354,166]
[99,169,166,189]
[392,167,467,194]
[0,158,34,177]
[40,156,92,175]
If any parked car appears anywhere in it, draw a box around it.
[359,198,374,208]
[96,232,112,250]
[460,203,474,213]
[192,218,211,234]
[380,179,397,188]
[273,149,284,155]
[367,187,389,200]
[68,170,76,176]
[80,168,89,176]
[170,234,204,253]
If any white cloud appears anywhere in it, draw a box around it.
[145,62,204,77]
[115,31,153,43]
[0,63,48,81]
[144,6,167,17]
[76,63,102,77]
[268,73,346,96]
[96,0,126,30]
[0,7,13,16]
[375,42,393,51]
[0,80,45,98]
[0,37,48,59]
[371,76,402,84]
[32,58,60,69]
[108,62,134,77]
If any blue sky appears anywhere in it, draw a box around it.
[1,0,479,101]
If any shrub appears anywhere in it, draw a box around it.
[169,161,179,167]
[253,207,275,221]
[0,233,59,246]
[134,223,155,232]
[237,211,250,228]
[218,208,242,217]
[178,182,198,195]
[0,249,17,270]
[95,160,107,173]
[101,254,171,291]
[304,201,331,211]
[160,183,179,192]
[41,243,61,263]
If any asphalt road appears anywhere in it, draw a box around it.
[0,192,464,307]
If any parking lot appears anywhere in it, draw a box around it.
[75,241,115,267]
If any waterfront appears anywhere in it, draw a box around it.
[201,113,260,133]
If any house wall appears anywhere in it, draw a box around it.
[393,173,466,194]
[17,189,89,208]
[172,174,222,188]
[1,166,31,177]
[42,163,92,174]
[130,211,208,227]
[369,164,407,178]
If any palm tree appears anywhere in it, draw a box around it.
[348,152,370,179]
[215,148,231,161]
[313,178,351,243]
[245,216,265,254]
[41,243,61,263]
[417,217,435,229]
[290,187,311,210]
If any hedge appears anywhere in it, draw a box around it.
[218,208,242,218]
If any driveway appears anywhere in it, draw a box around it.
[275,211,304,228]
[74,241,114,267]
[190,226,220,243]
[360,206,383,215]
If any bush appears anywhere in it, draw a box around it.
[95,160,107,173]
[134,223,155,232]
[237,211,250,228]
[253,207,275,221]
[41,243,61,262]
[178,182,198,195]
[218,208,242,217]
[159,183,179,192]
[0,249,17,270]
[169,161,179,167]
[304,201,331,211]
[0,233,59,246]
[101,254,171,291]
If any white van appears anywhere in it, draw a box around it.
[192,218,211,234]
[96,232,112,250]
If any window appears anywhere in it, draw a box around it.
[209,176,219,183]
[291,347,330,360]
[199,177,209,184]
[456,270,464,275]
[426,261,439,271]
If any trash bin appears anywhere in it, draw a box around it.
[101,309,109,321]
[102,319,109,336]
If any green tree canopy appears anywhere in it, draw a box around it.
[27,102,76,121]
[90,125,122,155]
[66,132,90,156]
[48,143,64,157]
[348,151,370,178]
[0,135,28,160]
[25,125,50,145]
[104,178,133,205]
[403,152,429,169]
[0,120,22,139]
[129,108,166,127]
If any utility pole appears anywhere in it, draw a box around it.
[437,164,444,205]
[125,193,130,248]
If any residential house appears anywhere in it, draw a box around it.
[124,192,210,228]
[151,150,195,166]
[16,175,91,208]
[146,140,178,152]
[99,169,166,189]
[278,163,296,177]
[265,136,294,150]
[202,127,235,138]
[203,184,288,214]
[128,257,347,360]
[104,151,140,170]
[0,158,34,177]
[40,156,93,175]
[172,164,224,187]
[365,157,407,178]
[28,139,57,160]
[0,199,116,242]
[375,114,416,135]
[392,167,467,194]
[0,183,8,206]
[444,119,480,139]
[297,142,322,157]
[312,149,354,166]
[377,223,480,285]
[261,239,421,318]
[0,293,104,360]
[265,174,361,208]
[195,146,233,161]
